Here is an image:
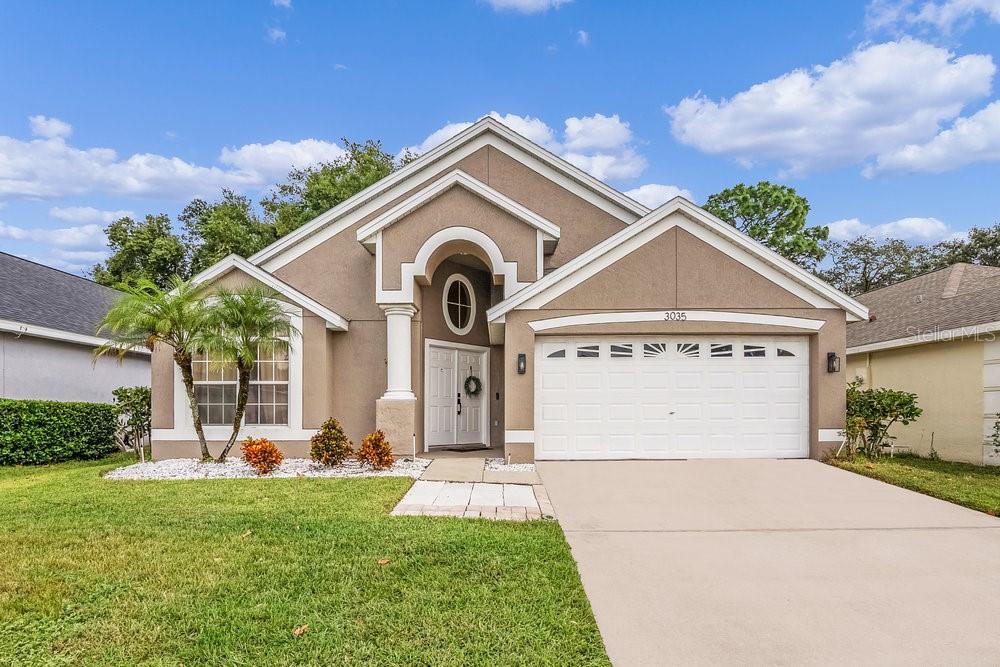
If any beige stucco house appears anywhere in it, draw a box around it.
[847,263,1000,465]
[151,117,868,462]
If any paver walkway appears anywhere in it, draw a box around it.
[391,480,555,520]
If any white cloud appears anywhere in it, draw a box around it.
[273,0,292,7]
[49,206,133,224]
[29,115,72,139]
[219,138,346,181]
[266,27,287,43]
[563,113,631,151]
[624,183,694,208]
[334,63,348,70]
[484,0,572,13]
[827,216,952,241]
[666,38,995,175]
[0,220,105,248]
[51,248,109,263]
[867,0,1000,33]
[576,29,590,45]
[562,148,646,180]
[0,117,347,200]
[404,111,646,181]
[867,99,1000,174]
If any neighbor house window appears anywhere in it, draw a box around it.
[443,273,475,335]
[192,342,289,426]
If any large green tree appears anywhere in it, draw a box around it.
[261,139,400,237]
[703,181,828,269]
[817,236,932,295]
[181,189,277,275]
[927,222,1000,270]
[92,214,186,289]
[94,138,404,287]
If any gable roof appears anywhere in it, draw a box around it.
[0,252,137,349]
[355,169,560,252]
[250,116,648,271]
[487,197,870,322]
[847,263,1000,352]
[190,255,349,331]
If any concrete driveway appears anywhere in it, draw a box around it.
[538,459,1000,666]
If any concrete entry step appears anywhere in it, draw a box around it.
[420,457,541,484]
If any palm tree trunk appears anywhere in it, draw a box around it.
[175,351,211,461]
[217,362,252,463]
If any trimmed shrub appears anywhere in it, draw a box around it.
[310,417,353,466]
[0,398,117,465]
[241,437,283,475]
[357,430,394,470]
[845,379,923,458]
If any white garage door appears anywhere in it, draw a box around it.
[535,336,810,460]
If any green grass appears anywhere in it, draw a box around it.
[830,454,1000,516]
[0,455,608,666]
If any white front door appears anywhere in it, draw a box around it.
[425,340,488,449]
[535,336,810,460]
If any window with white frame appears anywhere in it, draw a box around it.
[443,273,475,335]
[192,341,290,426]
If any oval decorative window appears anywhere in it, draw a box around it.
[443,274,475,335]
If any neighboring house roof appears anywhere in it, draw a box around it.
[487,197,870,323]
[249,116,649,271]
[847,263,1000,353]
[189,255,350,331]
[0,252,136,349]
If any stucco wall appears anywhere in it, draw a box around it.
[0,332,150,402]
[380,186,538,289]
[847,339,984,463]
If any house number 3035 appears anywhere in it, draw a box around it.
[663,311,688,321]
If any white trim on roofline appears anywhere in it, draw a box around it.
[847,320,1000,355]
[189,255,349,331]
[0,318,151,354]
[487,197,869,323]
[528,311,826,332]
[356,169,560,251]
[250,116,647,271]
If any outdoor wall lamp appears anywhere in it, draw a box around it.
[827,352,841,373]
[517,353,527,375]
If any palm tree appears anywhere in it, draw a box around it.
[201,287,299,463]
[96,277,213,460]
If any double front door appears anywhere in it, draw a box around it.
[425,341,487,449]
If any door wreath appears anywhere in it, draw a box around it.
[463,375,482,397]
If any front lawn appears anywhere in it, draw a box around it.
[830,454,1000,516]
[0,455,608,666]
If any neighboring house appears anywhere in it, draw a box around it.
[847,263,1000,464]
[0,252,150,403]
[151,117,867,462]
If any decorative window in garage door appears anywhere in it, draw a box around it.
[710,343,733,358]
[676,343,700,358]
[610,343,633,358]
[743,344,766,358]
[576,344,600,358]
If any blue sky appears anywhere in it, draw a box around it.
[2,0,999,275]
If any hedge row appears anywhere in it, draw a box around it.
[0,398,117,465]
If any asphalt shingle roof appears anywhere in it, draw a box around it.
[847,263,1000,349]
[0,252,122,338]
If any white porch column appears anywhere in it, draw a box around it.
[381,304,417,399]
